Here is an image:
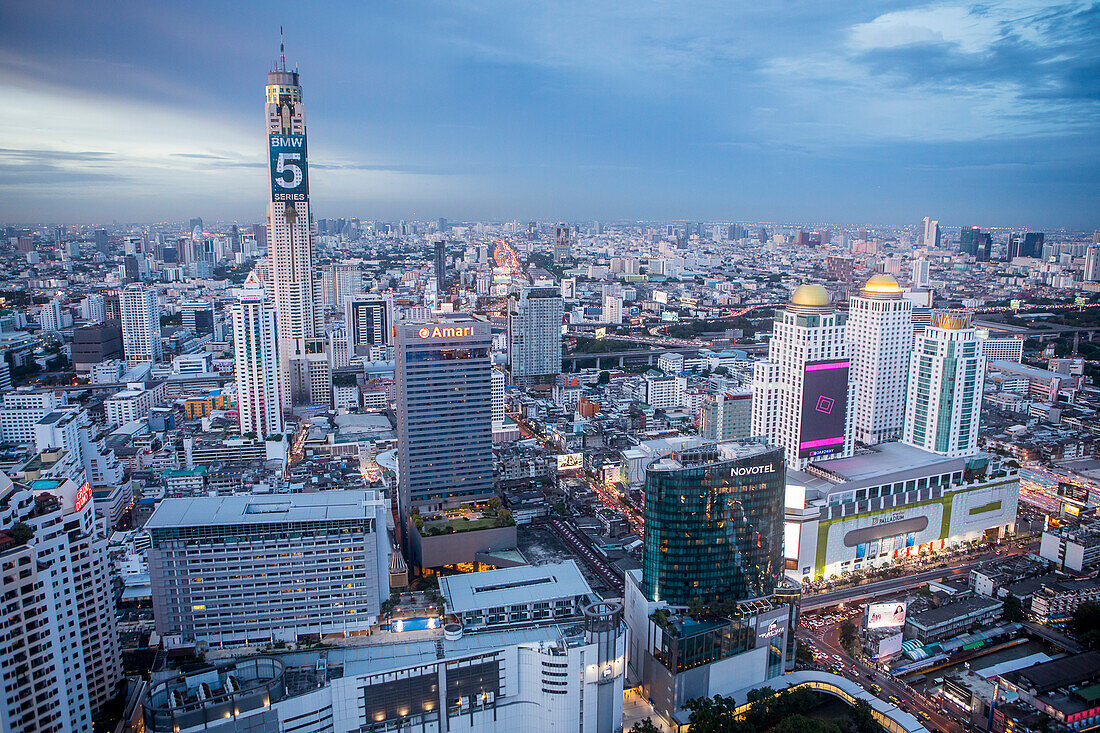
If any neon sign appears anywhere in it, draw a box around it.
[74,482,92,512]
[417,326,475,339]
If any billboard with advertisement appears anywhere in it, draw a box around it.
[867,601,907,629]
[269,133,309,202]
[556,453,583,471]
[798,359,850,459]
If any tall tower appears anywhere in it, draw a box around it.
[395,318,494,558]
[848,274,912,445]
[432,235,448,294]
[903,311,985,457]
[265,42,322,403]
[554,224,572,263]
[232,272,284,438]
[120,283,162,362]
[752,284,853,470]
[507,287,563,385]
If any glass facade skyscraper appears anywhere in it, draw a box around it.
[395,318,495,533]
[641,442,785,607]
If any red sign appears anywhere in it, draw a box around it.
[74,482,92,512]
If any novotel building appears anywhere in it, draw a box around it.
[640,440,785,607]
[396,318,495,536]
[625,440,799,727]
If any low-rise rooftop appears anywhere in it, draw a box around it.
[439,560,591,616]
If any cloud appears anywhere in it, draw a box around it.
[0,1,1095,225]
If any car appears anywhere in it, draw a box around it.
[870,684,882,695]
[918,712,932,722]
[888,695,902,705]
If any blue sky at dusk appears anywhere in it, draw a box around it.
[1,0,1097,227]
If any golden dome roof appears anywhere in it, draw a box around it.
[790,284,831,307]
[862,273,902,295]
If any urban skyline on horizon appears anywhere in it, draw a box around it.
[2,2,1098,228]
[4,4,1100,733]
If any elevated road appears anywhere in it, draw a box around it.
[802,563,981,611]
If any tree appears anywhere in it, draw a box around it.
[849,699,880,733]
[684,695,750,733]
[1073,601,1100,650]
[773,714,843,733]
[795,640,815,666]
[839,620,859,654]
[630,719,662,733]
[597,370,611,385]
[1003,594,1026,622]
[6,522,32,545]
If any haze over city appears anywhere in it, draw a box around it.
[2,1,1098,225]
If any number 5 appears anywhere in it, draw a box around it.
[275,152,303,189]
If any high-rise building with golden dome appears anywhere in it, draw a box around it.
[752,283,854,470]
[848,274,912,445]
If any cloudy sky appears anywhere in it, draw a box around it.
[1,1,1097,227]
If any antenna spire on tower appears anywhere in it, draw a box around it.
[279,25,286,71]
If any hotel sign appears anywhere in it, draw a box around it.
[417,325,476,339]
[732,463,775,478]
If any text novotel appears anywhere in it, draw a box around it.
[732,463,775,478]
[417,326,476,339]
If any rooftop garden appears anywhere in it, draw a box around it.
[413,498,515,536]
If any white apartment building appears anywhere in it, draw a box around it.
[847,274,912,445]
[0,471,122,733]
[644,373,682,410]
[290,352,332,407]
[232,272,285,438]
[0,388,67,445]
[752,284,853,470]
[658,352,684,374]
[90,358,124,384]
[602,294,623,324]
[81,293,106,323]
[492,366,506,427]
[171,352,212,375]
[146,491,390,646]
[120,283,163,362]
[333,380,359,410]
[34,405,130,525]
[904,312,986,457]
[507,287,564,384]
[699,391,752,441]
[978,334,1024,363]
[105,382,160,427]
[328,327,349,368]
[912,259,931,288]
[39,298,63,332]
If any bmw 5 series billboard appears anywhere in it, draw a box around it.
[798,359,849,459]
[269,133,309,202]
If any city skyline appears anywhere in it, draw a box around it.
[2,2,1098,228]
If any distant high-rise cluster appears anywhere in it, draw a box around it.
[918,216,941,248]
